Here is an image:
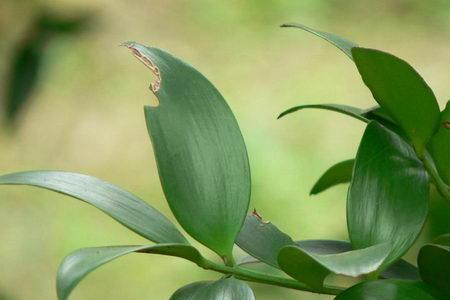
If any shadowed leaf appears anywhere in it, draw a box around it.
[335,279,447,300]
[170,277,255,300]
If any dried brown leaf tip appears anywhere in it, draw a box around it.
[252,209,270,225]
[122,41,162,93]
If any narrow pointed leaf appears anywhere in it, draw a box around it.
[418,244,450,296]
[352,47,440,155]
[236,215,295,268]
[278,104,369,122]
[170,277,255,300]
[123,42,250,258]
[278,243,390,290]
[281,23,357,60]
[335,279,448,300]
[0,171,187,244]
[429,101,450,185]
[310,159,355,195]
[348,122,428,270]
[57,244,203,300]
[237,217,417,280]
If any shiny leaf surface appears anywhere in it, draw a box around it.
[352,48,440,155]
[348,122,429,270]
[123,42,250,258]
[0,171,187,244]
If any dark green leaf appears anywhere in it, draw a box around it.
[281,23,357,60]
[170,277,255,300]
[352,48,440,155]
[278,243,390,290]
[433,234,450,246]
[57,244,203,300]
[418,244,450,296]
[429,101,450,185]
[278,104,369,122]
[236,215,295,268]
[310,159,354,195]
[123,42,251,259]
[0,171,187,244]
[335,279,447,300]
[348,122,429,270]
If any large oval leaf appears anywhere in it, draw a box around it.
[352,48,440,155]
[418,244,450,296]
[335,279,447,300]
[310,159,355,195]
[429,101,450,185]
[348,122,429,270]
[281,23,357,60]
[57,243,203,300]
[123,42,251,259]
[0,171,187,244]
[170,277,255,300]
[278,243,390,290]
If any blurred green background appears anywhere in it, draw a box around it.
[1,0,450,299]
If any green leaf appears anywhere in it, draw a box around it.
[429,101,450,185]
[278,104,369,122]
[335,279,448,300]
[0,171,187,244]
[170,277,255,300]
[348,122,429,270]
[57,244,203,300]
[281,23,357,60]
[352,48,440,155]
[310,159,355,195]
[123,42,251,259]
[237,218,419,281]
[298,240,419,281]
[433,234,450,246]
[236,215,295,268]
[278,243,390,290]
[418,244,450,296]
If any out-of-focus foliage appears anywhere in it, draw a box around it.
[2,10,90,126]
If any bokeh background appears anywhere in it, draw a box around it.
[1,1,450,299]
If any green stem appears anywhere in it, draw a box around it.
[422,152,450,205]
[200,259,343,295]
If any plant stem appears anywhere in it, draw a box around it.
[422,152,450,205]
[200,259,343,295]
